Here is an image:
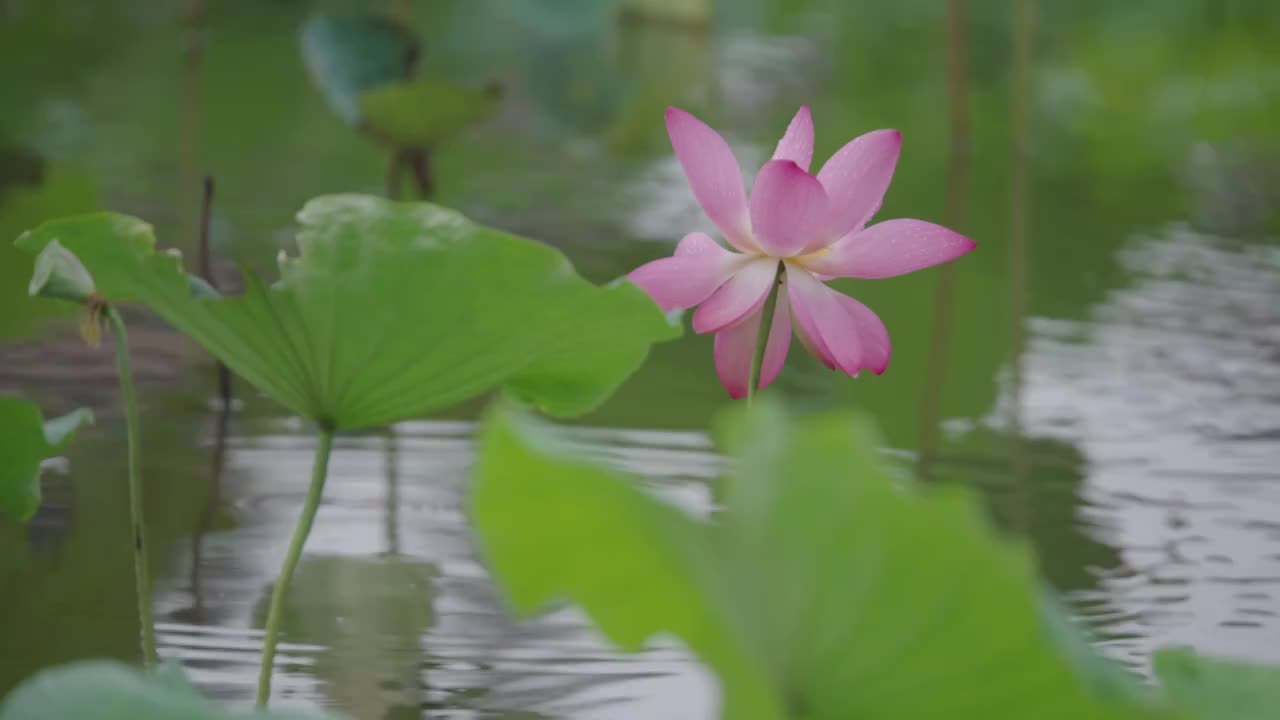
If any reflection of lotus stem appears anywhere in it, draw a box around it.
[106,307,156,669]
[191,394,232,622]
[746,262,785,404]
[256,428,334,706]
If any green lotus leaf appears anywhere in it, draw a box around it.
[470,399,1173,720]
[298,12,495,149]
[359,79,500,149]
[0,396,92,522]
[15,195,679,430]
[299,12,418,128]
[0,660,339,720]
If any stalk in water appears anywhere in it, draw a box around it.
[255,427,334,706]
[25,244,157,665]
[918,0,972,478]
[746,262,785,404]
[106,306,157,669]
[196,176,232,409]
[385,151,404,200]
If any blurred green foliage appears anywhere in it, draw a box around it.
[0,397,91,522]
[472,400,1280,718]
[0,660,340,720]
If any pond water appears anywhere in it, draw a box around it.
[2,1,1280,717]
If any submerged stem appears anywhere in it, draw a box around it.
[255,427,334,706]
[107,307,156,669]
[746,262,786,404]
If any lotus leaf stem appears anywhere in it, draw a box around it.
[106,306,156,669]
[255,427,333,706]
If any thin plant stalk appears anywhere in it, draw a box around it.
[383,429,400,555]
[196,175,233,408]
[385,151,404,200]
[178,0,205,251]
[405,148,434,199]
[917,0,971,478]
[746,262,785,404]
[1007,0,1036,532]
[255,427,334,706]
[386,148,435,200]
[106,306,157,669]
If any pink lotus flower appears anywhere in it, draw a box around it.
[629,106,977,398]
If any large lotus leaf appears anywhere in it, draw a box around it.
[15,196,679,430]
[470,405,782,720]
[1153,648,1280,720]
[299,12,418,127]
[470,400,1174,720]
[0,396,92,522]
[359,79,500,149]
[0,660,339,720]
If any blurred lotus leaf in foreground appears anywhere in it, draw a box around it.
[472,398,1280,719]
[0,661,340,720]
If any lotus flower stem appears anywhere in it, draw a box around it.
[106,306,156,669]
[256,427,334,706]
[746,262,785,404]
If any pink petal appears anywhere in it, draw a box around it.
[771,105,814,172]
[666,107,755,252]
[814,129,902,248]
[692,258,778,334]
[713,290,792,399]
[791,305,836,369]
[800,219,976,279]
[749,160,828,258]
[786,268,864,377]
[785,268,840,370]
[628,232,748,311]
[834,293,891,374]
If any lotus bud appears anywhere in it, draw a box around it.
[28,240,96,304]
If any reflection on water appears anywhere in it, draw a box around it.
[158,421,717,718]
[21,374,1265,717]
[1009,226,1280,667]
[98,360,1279,716]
